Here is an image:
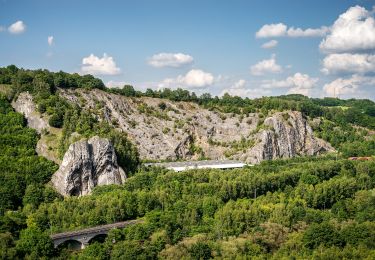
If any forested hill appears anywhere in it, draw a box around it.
[1,65,375,259]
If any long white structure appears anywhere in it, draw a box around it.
[144,160,249,172]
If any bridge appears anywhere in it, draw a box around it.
[50,219,142,249]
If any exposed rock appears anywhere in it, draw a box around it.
[11,92,61,164]
[59,88,260,161]
[52,136,126,196]
[59,88,335,164]
[174,135,194,159]
[236,112,334,164]
[11,92,49,134]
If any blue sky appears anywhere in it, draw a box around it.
[1,0,375,99]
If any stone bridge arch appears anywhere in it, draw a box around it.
[56,239,82,250]
[51,220,141,250]
[54,231,108,249]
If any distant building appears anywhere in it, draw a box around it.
[144,160,249,172]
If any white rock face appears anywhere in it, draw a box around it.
[237,111,334,164]
[59,88,335,164]
[11,92,49,133]
[52,136,126,196]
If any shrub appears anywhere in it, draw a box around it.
[48,113,63,128]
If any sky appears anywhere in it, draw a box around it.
[1,0,375,100]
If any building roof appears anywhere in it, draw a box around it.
[144,160,249,171]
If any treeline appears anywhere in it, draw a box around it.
[0,65,104,93]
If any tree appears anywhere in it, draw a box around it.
[106,131,140,175]
[111,240,145,259]
[189,241,212,260]
[158,102,167,110]
[0,232,17,259]
[23,184,44,208]
[121,85,136,97]
[16,227,54,258]
[48,113,64,128]
[303,222,344,249]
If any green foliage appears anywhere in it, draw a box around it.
[103,130,140,175]
[158,101,167,110]
[15,156,373,259]
[0,95,57,215]
[313,118,375,157]
[0,232,17,259]
[16,227,55,258]
[48,113,64,128]
[303,222,344,249]
[111,240,147,259]
[110,85,136,97]
[189,241,212,260]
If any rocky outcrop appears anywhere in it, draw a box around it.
[59,88,334,164]
[236,112,334,164]
[51,136,126,196]
[12,92,49,134]
[59,88,260,161]
[11,92,61,164]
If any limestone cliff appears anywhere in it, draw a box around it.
[11,92,61,164]
[235,111,333,164]
[51,136,126,196]
[59,88,334,164]
[12,92,49,134]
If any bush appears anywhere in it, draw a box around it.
[16,227,54,258]
[189,242,212,260]
[303,222,344,249]
[48,113,63,128]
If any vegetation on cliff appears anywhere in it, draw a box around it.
[1,65,374,160]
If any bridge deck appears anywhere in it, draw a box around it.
[50,219,142,240]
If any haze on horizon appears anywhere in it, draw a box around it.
[1,0,375,100]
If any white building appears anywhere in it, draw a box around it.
[144,160,249,172]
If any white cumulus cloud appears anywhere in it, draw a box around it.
[182,69,214,87]
[320,5,375,52]
[287,26,329,37]
[323,74,375,96]
[106,80,131,88]
[322,53,375,75]
[148,52,194,68]
[159,69,214,89]
[256,22,328,38]
[8,20,26,34]
[250,54,282,76]
[220,79,271,98]
[81,53,121,76]
[262,73,318,96]
[231,79,246,89]
[256,23,287,38]
[261,40,278,49]
[48,36,54,46]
